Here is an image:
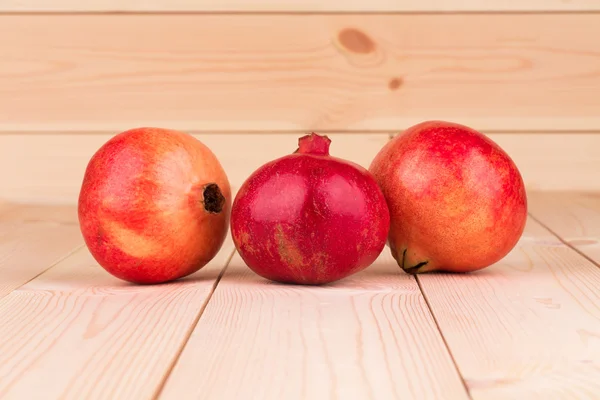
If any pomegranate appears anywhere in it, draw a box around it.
[230,133,390,285]
[369,120,527,274]
[78,127,231,284]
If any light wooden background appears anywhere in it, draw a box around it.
[1,3,600,399]
[0,1,599,203]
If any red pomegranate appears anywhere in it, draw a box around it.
[78,127,231,284]
[369,120,527,274]
[230,133,390,285]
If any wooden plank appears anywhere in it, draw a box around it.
[528,191,600,265]
[0,221,82,300]
[158,251,469,400]
[417,216,600,398]
[0,133,598,204]
[0,239,235,400]
[0,202,18,218]
[0,133,390,204]
[1,14,599,132]
[0,203,79,225]
[489,134,600,193]
[2,0,599,12]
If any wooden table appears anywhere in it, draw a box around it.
[0,191,599,399]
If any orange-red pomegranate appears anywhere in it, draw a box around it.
[231,133,390,285]
[369,120,527,274]
[78,127,231,284]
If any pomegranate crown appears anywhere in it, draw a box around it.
[295,132,331,156]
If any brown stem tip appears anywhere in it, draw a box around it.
[203,183,225,214]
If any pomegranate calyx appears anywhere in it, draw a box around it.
[202,183,225,214]
[296,132,331,156]
[400,248,431,274]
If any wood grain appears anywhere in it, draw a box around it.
[417,216,600,399]
[490,134,600,193]
[1,14,599,132]
[3,0,600,12]
[0,133,598,204]
[0,133,390,204]
[0,221,82,300]
[528,191,600,265]
[159,251,469,400]
[0,238,235,400]
[0,202,79,225]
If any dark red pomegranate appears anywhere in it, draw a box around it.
[230,133,390,285]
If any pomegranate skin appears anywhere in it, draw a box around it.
[78,127,231,284]
[369,120,527,274]
[231,133,390,285]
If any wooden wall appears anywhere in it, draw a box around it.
[3,0,600,11]
[1,1,599,203]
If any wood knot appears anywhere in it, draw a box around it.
[388,77,403,91]
[337,28,376,54]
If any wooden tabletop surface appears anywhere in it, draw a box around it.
[0,191,599,400]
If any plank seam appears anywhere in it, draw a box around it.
[151,248,237,400]
[380,130,474,396]
[0,243,85,300]
[2,11,600,15]
[414,275,473,399]
[1,130,600,135]
[527,211,600,269]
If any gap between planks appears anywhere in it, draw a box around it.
[151,247,236,400]
[6,129,596,137]
[417,215,600,399]
[0,238,236,400]
[7,11,600,15]
[528,213,600,270]
[0,210,85,300]
[528,191,600,269]
[3,0,600,12]
[2,243,86,297]
[415,197,600,399]
[413,276,472,396]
